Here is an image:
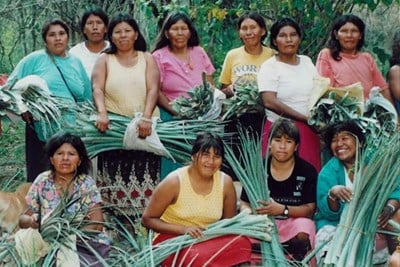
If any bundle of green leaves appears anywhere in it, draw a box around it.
[64,103,228,164]
[221,81,264,120]
[0,76,62,132]
[133,211,274,267]
[308,90,362,132]
[171,81,214,119]
[309,86,398,140]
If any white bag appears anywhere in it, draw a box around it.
[14,228,50,265]
[56,234,79,267]
[200,89,226,120]
[123,113,174,160]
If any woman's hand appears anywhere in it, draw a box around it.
[378,206,393,228]
[95,111,109,132]
[221,84,235,98]
[256,199,284,216]
[138,118,152,138]
[185,226,205,239]
[21,111,34,125]
[329,185,353,202]
[19,214,39,229]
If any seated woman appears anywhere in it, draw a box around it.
[141,132,253,266]
[241,118,317,263]
[315,120,400,264]
[18,132,107,265]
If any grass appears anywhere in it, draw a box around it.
[0,120,26,190]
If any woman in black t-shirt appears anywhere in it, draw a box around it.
[241,118,317,263]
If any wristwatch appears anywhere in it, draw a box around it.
[283,205,289,216]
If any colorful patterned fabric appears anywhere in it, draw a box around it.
[26,170,101,219]
[96,149,160,217]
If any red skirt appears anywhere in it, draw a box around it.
[153,234,253,267]
[262,119,321,171]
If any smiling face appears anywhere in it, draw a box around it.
[330,131,358,166]
[83,14,107,43]
[191,147,222,178]
[335,22,362,54]
[270,134,298,163]
[45,24,68,57]
[50,143,81,178]
[165,19,191,50]
[111,21,137,52]
[273,25,300,56]
[239,18,266,47]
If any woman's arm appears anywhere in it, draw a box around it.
[206,74,216,87]
[316,49,334,86]
[137,53,160,138]
[84,203,103,232]
[222,174,237,218]
[260,91,309,122]
[389,65,400,103]
[220,83,235,98]
[141,175,187,235]
[283,203,315,218]
[91,54,109,132]
[157,91,177,115]
[255,200,315,218]
[143,53,159,119]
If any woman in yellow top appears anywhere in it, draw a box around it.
[91,13,159,217]
[219,11,274,137]
[142,132,252,266]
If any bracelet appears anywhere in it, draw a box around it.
[386,203,396,214]
[140,117,153,123]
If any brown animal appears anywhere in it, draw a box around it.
[0,182,32,234]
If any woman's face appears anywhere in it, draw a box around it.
[270,134,298,163]
[192,147,222,178]
[111,22,137,52]
[166,19,191,50]
[335,22,362,54]
[330,131,358,165]
[45,24,69,57]
[50,143,81,178]
[239,18,266,47]
[273,25,300,56]
[84,14,107,43]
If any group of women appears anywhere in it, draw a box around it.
[8,6,400,266]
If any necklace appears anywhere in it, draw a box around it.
[172,49,193,73]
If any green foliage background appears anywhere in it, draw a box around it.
[0,0,400,183]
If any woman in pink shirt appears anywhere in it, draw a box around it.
[316,14,391,101]
[152,11,215,117]
[152,11,216,179]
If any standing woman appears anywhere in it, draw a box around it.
[316,14,391,101]
[388,28,400,120]
[152,11,216,179]
[258,18,321,171]
[91,13,160,216]
[7,19,92,182]
[219,11,274,136]
[70,7,109,79]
